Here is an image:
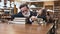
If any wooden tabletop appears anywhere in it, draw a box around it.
[0,23,54,34]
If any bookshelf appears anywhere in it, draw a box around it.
[0,8,13,21]
[0,9,4,14]
[45,5,53,10]
[27,2,44,10]
[1,14,11,21]
[54,1,60,18]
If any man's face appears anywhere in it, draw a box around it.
[21,6,29,13]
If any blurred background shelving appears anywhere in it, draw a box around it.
[0,0,59,21]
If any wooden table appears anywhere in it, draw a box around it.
[0,23,54,34]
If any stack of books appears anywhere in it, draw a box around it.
[13,17,26,24]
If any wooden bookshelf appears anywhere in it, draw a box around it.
[27,2,44,10]
[1,14,11,20]
[14,5,17,14]
[45,5,53,10]
[0,9,4,14]
[0,8,12,21]
[54,1,60,18]
[30,2,43,7]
